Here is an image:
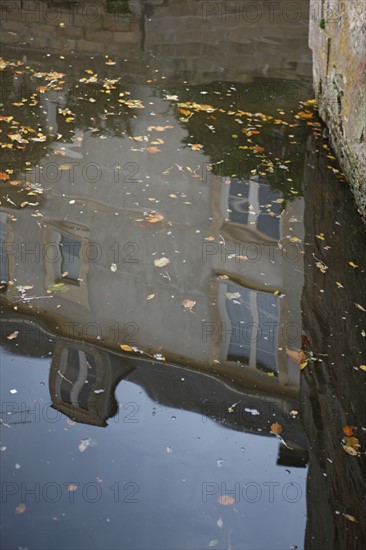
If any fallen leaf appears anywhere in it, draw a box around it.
[355,303,366,312]
[349,262,359,269]
[146,212,164,223]
[110,263,117,272]
[296,111,314,120]
[0,172,10,180]
[105,59,116,65]
[342,426,354,437]
[7,331,18,340]
[218,495,235,506]
[270,422,283,435]
[146,294,155,301]
[209,541,219,548]
[360,365,366,372]
[226,292,241,301]
[343,514,358,523]
[120,344,133,352]
[190,144,203,151]
[15,503,26,514]
[67,485,78,492]
[146,146,161,154]
[147,125,173,132]
[182,298,196,310]
[342,445,358,456]
[154,257,170,268]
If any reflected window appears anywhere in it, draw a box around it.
[57,348,97,410]
[59,235,81,282]
[224,284,279,373]
[228,178,281,239]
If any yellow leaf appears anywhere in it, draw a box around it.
[300,361,308,370]
[120,344,133,352]
[349,262,359,269]
[359,365,366,372]
[342,445,358,456]
[146,294,155,301]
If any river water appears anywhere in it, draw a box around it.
[0,1,365,549]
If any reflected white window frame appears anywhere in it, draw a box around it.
[43,221,90,310]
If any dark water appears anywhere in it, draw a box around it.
[0,2,365,549]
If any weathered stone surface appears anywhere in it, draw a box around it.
[309,0,366,220]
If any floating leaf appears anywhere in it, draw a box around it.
[147,125,173,132]
[154,257,170,268]
[120,344,133,352]
[146,212,164,223]
[218,495,235,506]
[270,422,283,435]
[342,426,354,437]
[182,298,196,310]
[15,503,26,515]
[226,292,241,301]
[343,514,358,523]
[47,283,68,294]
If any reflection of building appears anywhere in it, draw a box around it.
[1,315,309,468]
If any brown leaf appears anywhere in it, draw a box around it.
[182,299,196,310]
[342,425,354,437]
[270,422,283,435]
[15,503,26,514]
[146,212,164,224]
[146,146,161,154]
[7,331,18,341]
[218,495,235,506]
[0,172,10,180]
[67,484,78,492]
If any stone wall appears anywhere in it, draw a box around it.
[0,0,142,54]
[309,0,366,219]
[301,133,366,549]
